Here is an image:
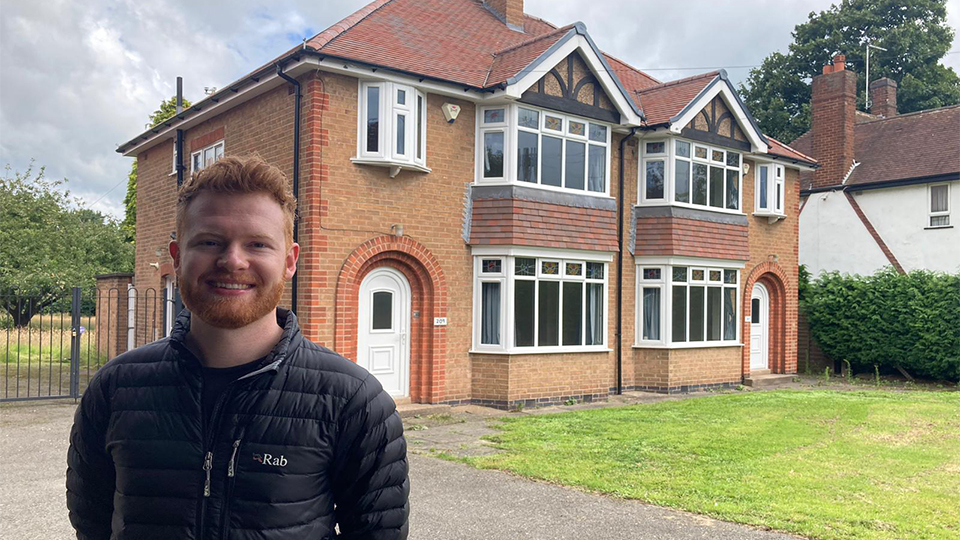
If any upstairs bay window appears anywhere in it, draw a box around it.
[478,105,611,196]
[473,254,609,353]
[191,140,224,173]
[355,81,428,174]
[754,163,785,217]
[640,139,741,212]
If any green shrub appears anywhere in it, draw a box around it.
[801,267,960,381]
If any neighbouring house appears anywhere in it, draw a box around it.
[794,55,960,277]
[117,0,814,408]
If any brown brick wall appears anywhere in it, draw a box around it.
[635,216,749,260]
[470,198,618,251]
[94,274,133,361]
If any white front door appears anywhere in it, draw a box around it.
[357,268,410,397]
[750,283,769,370]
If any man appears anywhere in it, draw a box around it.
[67,155,409,539]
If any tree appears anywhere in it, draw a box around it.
[121,96,191,243]
[0,163,134,326]
[740,0,960,143]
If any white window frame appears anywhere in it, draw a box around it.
[474,104,612,198]
[928,183,951,228]
[190,140,224,174]
[635,258,743,349]
[354,80,429,174]
[471,251,611,354]
[754,162,786,218]
[639,137,743,214]
[170,141,178,176]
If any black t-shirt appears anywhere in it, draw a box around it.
[201,358,263,431]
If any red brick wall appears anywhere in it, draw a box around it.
[869,77,898,118]
[811,56,856,189]
[635,217,748,260]
[486,0,524,27]
[470,198,618,251]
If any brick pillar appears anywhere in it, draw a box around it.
[485,0,524,29]
[95,273,133,360]
[811,54,857,189]
[869,77,897,118]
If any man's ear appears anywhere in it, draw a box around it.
[284,243,300,280]
[169,240,181,271]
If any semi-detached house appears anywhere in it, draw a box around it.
[118,0,815,408]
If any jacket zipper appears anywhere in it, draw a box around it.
[196,385,234,539]
[219,429,245,540]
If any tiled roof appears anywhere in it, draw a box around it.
[767,137,816,165]
[484,25,575,87]
[795,105,960,190]
[635,71,719,126]
[602,53,661,99]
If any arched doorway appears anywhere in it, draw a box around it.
[358,267,411,398]
[750,283,769,371]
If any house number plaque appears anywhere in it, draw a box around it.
[434,317,448,326]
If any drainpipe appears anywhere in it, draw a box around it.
[276,63,301,316]
[616,127,639,395]
[176,76,185,188]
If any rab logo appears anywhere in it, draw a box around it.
[252,453,287,467]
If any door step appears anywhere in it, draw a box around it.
[395,402,453,419]
[743,374,796,387]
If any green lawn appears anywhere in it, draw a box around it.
[469,390,960,540]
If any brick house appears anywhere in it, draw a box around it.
[117,0,814,408]
[795,55,960,276]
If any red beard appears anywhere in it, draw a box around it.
[178,272,284,330]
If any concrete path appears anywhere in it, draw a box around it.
[0,397,800,539]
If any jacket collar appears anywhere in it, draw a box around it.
[169,308,303,370]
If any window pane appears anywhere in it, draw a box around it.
[671,286,686,342]
[545,115,563,131]
[214,144,224,161]
[646,160,665,199]
[693,163,708,205]
[759,166,768,209]
[675,159,690,203]
[707,287,722,341]
[589,124,607,142]
[517,131,538,183]
[483,132,504,178]
[712,150,724,162]
[673,267,688,282]
[481,282,501,345]
[751,298,760,324]
[695,146,708,160]
[565,262,582,276]
[585,283,604,345]
[709,270,721,282]
[931,215,950,227]
[519,108,539,129]
[726,151,740,167]
[588,145,606,192]
[586,262,604,279]
[204,147,215,166]
[484,108,505,124]
[565,140,586,190]
[541,261,559,275]
[726,169,739,210]
[193,153,201,171]
[642,268,661,280]
[481,259,502,273]
[366,86,379,153]
[692,269,705,281]
[568,120,585,136]
[538,281,560,346]
[723,287,737,341]
[372,291,392,330]
[515,258,536,276]
[645,142,665,154]
[542,135,562,187]
[397,89,406,105]
[642,288,661,341]
[396,114,406,155]
[562,282,583,346]
[675,140,690,158]
[931,185,948,212]
[514,280,535,346]
[723,270,737,284]
[689,286,705,341]
[709,166,724,207]
[776,182,783,212]
[417,95,424,160]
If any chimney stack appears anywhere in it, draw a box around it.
[811,54,857,189]
[485,0,524,31]
[869,77,898,118]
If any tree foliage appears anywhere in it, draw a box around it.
[739,0,960,142]
[121,96,191,243]
[1,163,134,326]
[802,268,960,382]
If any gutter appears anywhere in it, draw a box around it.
[616,127,639,395]
[275,63,301,316]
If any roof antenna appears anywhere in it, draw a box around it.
[865,39,887,111]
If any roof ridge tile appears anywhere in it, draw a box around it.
[639,71,720,94]
[492,25,575,57]
[855,103,960,126]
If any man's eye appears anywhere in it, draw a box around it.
[252,242,268,249]
[200,240,219,247]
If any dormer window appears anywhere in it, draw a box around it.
[354,81,429,176]
[754,163,785,218]
[640,138,742,212]
[477,104,611,196]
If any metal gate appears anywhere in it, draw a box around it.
[1,286,179,402]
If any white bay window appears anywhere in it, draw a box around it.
[355,81,428,175]
[754,162,785,217]
[640,138,742,212]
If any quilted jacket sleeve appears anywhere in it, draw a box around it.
[333,373,410,540]
[66,370,116,540]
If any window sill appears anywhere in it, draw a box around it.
[752,211,787,223]
[924,225,953,230]
[633,342,743,349]
[637,201,746,217]
[470,346,612,356]
[351,157,431,177]
[474,180,613,199]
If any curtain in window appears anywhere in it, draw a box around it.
[588,146,606,192]
[931,185,948,212]
[642,288,661,340]
[481,282,501,345]
[586,283,604,345]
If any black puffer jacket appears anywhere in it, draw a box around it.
[66,309,409,539]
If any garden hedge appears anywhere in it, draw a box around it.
[800,267,960,382]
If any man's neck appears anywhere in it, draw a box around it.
[185,310,284,369]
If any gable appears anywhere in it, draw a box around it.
[681,95,751,151]
[519,51,618,123]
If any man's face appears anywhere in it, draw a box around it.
[170,191,298,329]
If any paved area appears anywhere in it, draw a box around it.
[0,394,801,539]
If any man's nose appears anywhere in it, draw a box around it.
[217,244,250,272]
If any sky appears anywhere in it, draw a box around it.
[2,0,958,221]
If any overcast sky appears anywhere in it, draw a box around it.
[2,0,958,220]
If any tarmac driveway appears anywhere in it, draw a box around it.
[0,400,798,539]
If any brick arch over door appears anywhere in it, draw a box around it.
[335,236,447,403]
[742,261,790,375]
